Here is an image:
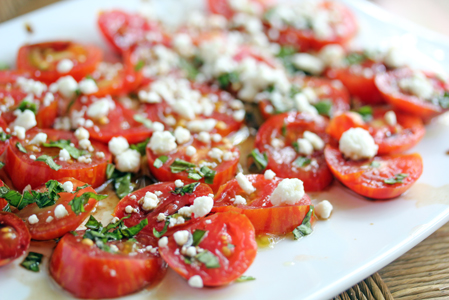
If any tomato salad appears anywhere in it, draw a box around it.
[0,0,443,298]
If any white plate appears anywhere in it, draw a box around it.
[1,1,449,299]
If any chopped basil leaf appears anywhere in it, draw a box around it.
[16,142,27,153]
[69,231,78,236]
[69,191,107,215]
[227,243,235,249]
[170,159,196,173]
[153,219,169,238]
[0,132,11,142]
[0,62,9,70]
[172,182,200,196]
[17,100,38,114]
[36,155,62,171]
[345,52,367,65]
[438,91,449,109]
[179,58,200,80]
[195,250,220,268]
[292,141,299,152]
[200,166,216,184]
[133,114,152,128]
[42,139,81,159]
[248,149,268,172]
[85,215,102,230]
[114,172,132,199]
[130,138,150,156]
[290,85,302,98]
[294,157,311,168]
[281,122,287,136]
[192,229,206,246]
[313,100,333,117]
[0,161,4,169]
[135,60,145,71]
[276,46,297,58]
[187,172,202,181]
[217,72,239,89]
[154,155,168,168]
[384,173,408,185]
[121,219,149,238]
[293,206,314,240]
[356,106,373,121]
[236,275,256,282]
[184,256,192,264]
[20,252,43,272]
[370,161,380,168]
[106,164,115,179]
[2,202,11,212]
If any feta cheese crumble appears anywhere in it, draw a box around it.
[148,131,177,155]
[236,173,256,194]
[339,128,378,160]
[315,200,333,219]
[55,204,69,219]
[270,178,305,206]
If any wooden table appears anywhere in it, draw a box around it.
[2,1,449,299]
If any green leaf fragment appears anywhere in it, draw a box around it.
[248,149,268,172]
[192,229,206,246]
[171,182,200,196]
[20,252,43,272]
[384,173,408,185]
[16,142,27,153]
[42,139,81,159]
[313,100,333,117]
[195,250,220,268]
[293,156,311,168]
[133,114,152,129]
[293,206,314,240]
[69,192,107,215]
[36,155,62,171]
[236,275,256,282]
[154,155,168,168]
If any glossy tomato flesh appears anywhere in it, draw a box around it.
[0,212,31,267]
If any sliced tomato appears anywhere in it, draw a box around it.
[16,41,103,83]
[208,0,272,18]
[113,182,213,235]
[327,108,425,155]
[326,56,386,105]
[69,96,152,144]
[254,112,333,192]
[15,178,98,240]
[98,10,165,54]
[324,145,423,199]
[147,138,239,192]
[159,212,257,286]
[50,232,165,299]
[0,180,6,210]
[268,1,357,51]
[259,76,350,119]
[213,174,313,234]
[5,128,111,191]
[144,83,244,137]
[0,212,31,267]
[375,68,449,120]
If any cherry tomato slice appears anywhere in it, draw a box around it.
[259,76,350,119]
[147,138,239,192]
[0,180,7,210]
[213,174,313,235]
[327,108,425,155]
[207,0,272,19]
[15,178,98,240]
[5,128,111,191]
[0,212,31,267]
[69,96,152,144]
[159,212,257,286]
[50,232,165,299]
[113,182,213,235]
[324,145,423,199]
[17,41,103,84]
[375,68,449,120]
[326,56,386,105]
[267,1,357,51]
[98,10,163,54]
[255,112,333,192]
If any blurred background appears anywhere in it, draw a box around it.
[1,0,449,36]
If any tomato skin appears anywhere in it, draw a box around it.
[113,182,213,235]
[16,41,103,84]
[159,212,257,286]
[5,128,111,191]
[69,97,152,144]
[255,112,333,192]
[324,145,423,199]
[327,108,425,155]
[15,178,98,240]
[258,76,350,119]
[326,59,386,105]
[49,232,165,299]
[147,139,239,192]
[0,212,31,267]
[213,174,313,235]
[207,0,272,19]
[375,68,448,120]
[268,1,357,51]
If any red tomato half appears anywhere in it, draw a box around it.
[213,174,313,235]
[50,232,165,299]
[0,212,31,267]
[324,145,423,199]
[98,10,163,54]
[207,0,271,19]
[147,138,239,192]
[5,128,111,191]
[375,68,449,120]
[267,1,357,51]
[159,212,257,286]
[255,112,333,191]
[113,182,213,235]
[327,108,425,155]
[17,41,103,83]
[326,56,386,105]
[69,96,152,144]
[259,76,350,119]
[16,178,98,240]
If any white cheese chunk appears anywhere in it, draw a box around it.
[191,196,214,218]
[86,98,114,120]
[270,178,305,206]
[148,131,177,155]
[108,136,129,156]
[292,53,324,75]
[56,59,74,74]
[79,79,98,95]
[384,110,397,126]
[75,127,90,140]
[315,200,333,219]
[232,195,247,205]
[175,179,184,187]
[236,173,256,194]
[294,94,318,115]
[188,275,203,288]
[197,132,211,144]
[59,148,71,161]
[319,44,345,68]
[296,138,314,156]
[264,169,276,180]
[208,147,223,160]
[339,128,378,160]
[303,131,324,151]
[55,204,69,219]
[158,236,168,248]
[62,181,74,193]
[12,109,37,130]
[57,76,78,98]
[174,230,190,246]
[115,149,141,173]
[140,192,159,211]
[187,119,217,133]
[29,132,47,145]
[186,145,197,157]
[28,214,39,224]
[174,127,191,144]
[398,72,434,100]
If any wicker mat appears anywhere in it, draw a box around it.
[2,1,449,299]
